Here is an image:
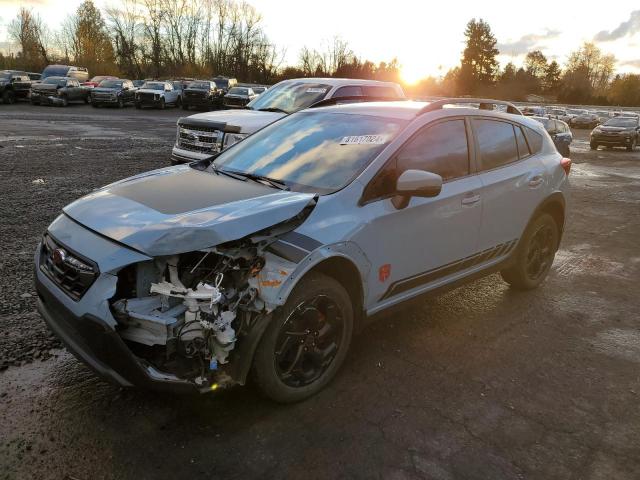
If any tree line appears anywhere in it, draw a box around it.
[407,19,640,107]
[2,5,639,106]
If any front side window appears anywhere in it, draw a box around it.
[473,119,519,171]
[396,119,470,181]
[211,112,406,194]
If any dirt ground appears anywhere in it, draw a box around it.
[1,103,639,480]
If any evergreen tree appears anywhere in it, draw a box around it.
[458,18,499,93]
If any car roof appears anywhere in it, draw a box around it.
[281,77,400,88]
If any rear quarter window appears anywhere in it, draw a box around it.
[524,126,543,154]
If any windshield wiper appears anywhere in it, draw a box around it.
[210,163,246,181]
[257,107,289,114]
[228,170,290,190]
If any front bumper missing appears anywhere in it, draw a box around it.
[35,271,198,393]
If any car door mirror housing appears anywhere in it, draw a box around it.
[396,169,443,198]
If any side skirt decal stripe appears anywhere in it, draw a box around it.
[380,239,518,301]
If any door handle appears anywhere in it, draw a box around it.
[461,194,480,206]
[528,175,543,187]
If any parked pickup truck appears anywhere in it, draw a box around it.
[0,70,32,104]
[30,76,90,106]
[172,77,405,164]
[91,79,136,107]
[135,81,182,109]
[182,80,225,111]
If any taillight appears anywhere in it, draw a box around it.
[561,157,571,176]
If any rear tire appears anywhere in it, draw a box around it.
[501,213,559,291]
[252,272,354,403]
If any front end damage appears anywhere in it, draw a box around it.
[104,215,312,392]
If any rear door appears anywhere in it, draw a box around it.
[473,118,548,253]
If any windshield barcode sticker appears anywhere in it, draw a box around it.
[340,135,387,145]
[306,88,327,93]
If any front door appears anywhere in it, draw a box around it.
[354,118,483,310]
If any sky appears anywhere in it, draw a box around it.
[1,0,639,81]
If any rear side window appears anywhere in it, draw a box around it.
[397,119,470,181]
[514,125,530,159]
[473,119,519,170]
[333,86,363,98]
[363,86,399,98]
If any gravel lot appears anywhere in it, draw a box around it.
[1,103,639,480]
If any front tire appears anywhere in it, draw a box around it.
[135,102,141,109]
[590,142,598,150]
[2,90,15,104]
[627,138,637,152]
[60,95,69,107]
[501,213,559,290]
[159,98,165,110]
[252,272,354,403]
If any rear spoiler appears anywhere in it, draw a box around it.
[309,96,407,109]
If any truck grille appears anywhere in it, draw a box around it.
[93,92,115,101]
[138,92,158,102]
[39,234,98,301]
[177,125,222,153]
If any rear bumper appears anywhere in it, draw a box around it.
[591,135,635,146]
[34,243,197,393]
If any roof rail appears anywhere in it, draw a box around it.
[309,95,407,109]
[419,98,523,116]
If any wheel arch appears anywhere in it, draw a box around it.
[525,192,566,251]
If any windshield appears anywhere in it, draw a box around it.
[247,81,332,114]
[211,111,405,194]
[228,87,248,95]
[99,80,123,88]
[188,81,210,89]
[604,118,637,127]
[42,78,66,86]
[213,78,229,88]
[42,66,69,79]
[253,87,266,94]
[142,82,165,90]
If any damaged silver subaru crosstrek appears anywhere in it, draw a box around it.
[35,99,570,402]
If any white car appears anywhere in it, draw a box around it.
[171,77,405,164]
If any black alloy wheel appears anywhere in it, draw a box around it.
[274,295,344,388]
[525,224,555,282]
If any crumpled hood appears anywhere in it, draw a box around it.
[182,109,285,134]
[62,165,316,257]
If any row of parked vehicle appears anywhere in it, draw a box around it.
[0,64,268,110]
[519,104,640,153]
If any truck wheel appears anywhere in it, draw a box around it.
[92,102,99,108]
[61,96,69,107]
[590,142,598,150]
[30,98,39,105]
[2,90,15,104]
[175,97,182,107]
[627,138,637,151]
[159,98,165,110]
[501,213,559,291]
[252,272,354,403]
[117,97,124,108]
[135,102,141,109]
[182,103,189,110]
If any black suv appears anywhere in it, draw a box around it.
[182,80,224,110]
[0,70,32,104]
[590,116,640,151]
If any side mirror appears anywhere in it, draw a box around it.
[396,169,443,198]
